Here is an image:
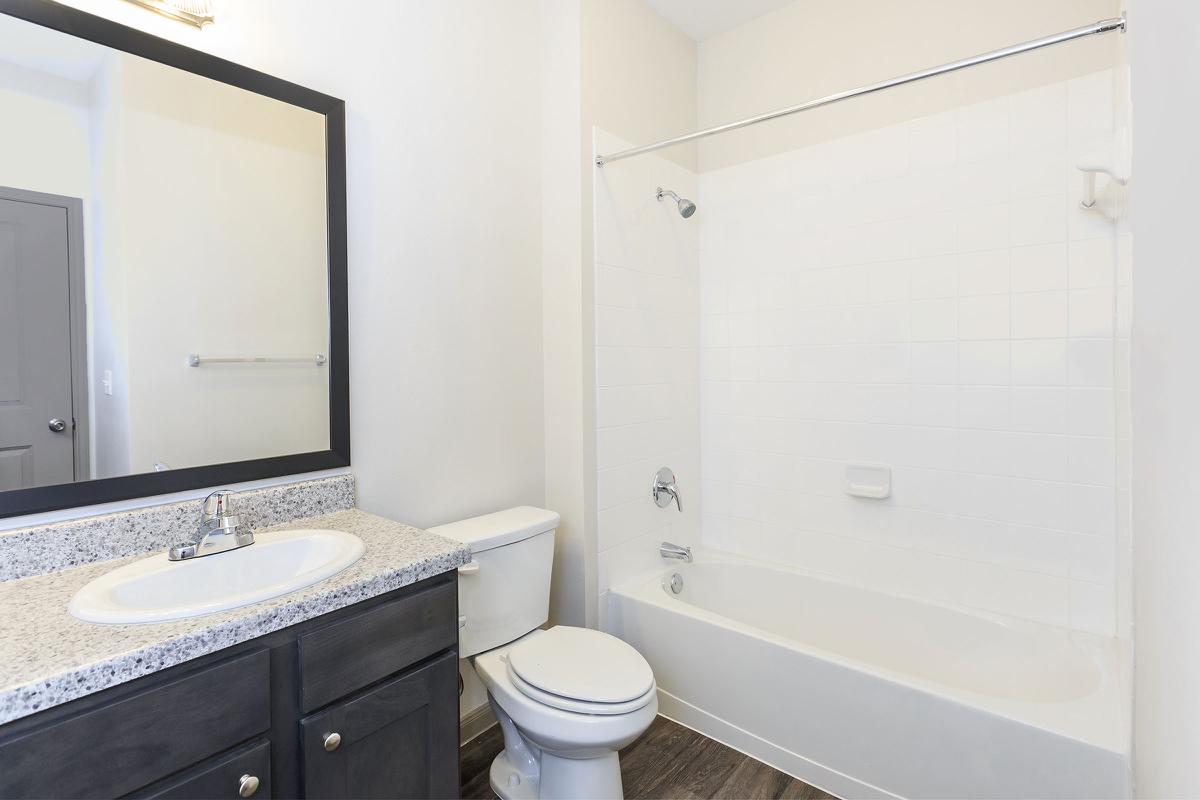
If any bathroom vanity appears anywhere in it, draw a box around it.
[0,574,459,799]
[0,482,472,800]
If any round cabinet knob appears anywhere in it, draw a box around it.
[48,418,67,433]
[238,774,260,798]
[323,732,342,752]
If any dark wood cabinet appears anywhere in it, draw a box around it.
[298,581,457,713]
[0,650,271,799]
[0,572,459,800]
[301,652,458,799]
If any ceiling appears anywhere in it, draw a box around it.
[643,0,797,41]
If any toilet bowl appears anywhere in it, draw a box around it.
[474,627,659,800]
[429,508,657,799]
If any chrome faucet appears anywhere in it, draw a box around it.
[660,541,693,563]
[168,490,255,561]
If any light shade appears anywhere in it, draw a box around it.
[122,0,214,28]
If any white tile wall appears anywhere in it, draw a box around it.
[594,130,700,611]
[697,71,1121,634]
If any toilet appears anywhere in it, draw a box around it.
[430,507,657,800]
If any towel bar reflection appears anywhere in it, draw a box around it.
[188,354,327,367]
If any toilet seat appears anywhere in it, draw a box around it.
[506,661,656,715]
[506,626,655,709]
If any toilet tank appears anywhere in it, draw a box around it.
[428,506,559,658]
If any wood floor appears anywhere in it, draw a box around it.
[460,715,837,800]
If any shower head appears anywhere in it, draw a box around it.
[657,187,696,219]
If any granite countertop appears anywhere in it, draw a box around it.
[0,508,471,726]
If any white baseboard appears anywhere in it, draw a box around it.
[460,702,498,746]
[655,689,898,800]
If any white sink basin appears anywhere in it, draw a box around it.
[69,529,365,624]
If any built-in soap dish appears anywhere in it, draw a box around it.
[844,463,891,499]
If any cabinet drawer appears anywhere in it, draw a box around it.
[128,740,271,800]
[298,579,456,711]
[0,649,270,799]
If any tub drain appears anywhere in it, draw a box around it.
[666,572,683,594]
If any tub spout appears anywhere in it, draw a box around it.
[660,541,692,562]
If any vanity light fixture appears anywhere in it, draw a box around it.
[122,0,214,28]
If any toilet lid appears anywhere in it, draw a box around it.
[506,626,655,705]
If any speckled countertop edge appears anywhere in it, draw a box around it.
[0,508,470,726]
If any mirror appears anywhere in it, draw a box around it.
[0,4,349,517]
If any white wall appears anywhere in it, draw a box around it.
[19,0,548,535]
[1128,1,1200,796]
[698,71,1122,633]
[593,130,700,620]
[540,0,591,631]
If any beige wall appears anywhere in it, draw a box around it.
[0,62,91,202]
[698,0,1121,171]
[582,0,698,172]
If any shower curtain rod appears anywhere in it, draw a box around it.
[594,15,1126,167]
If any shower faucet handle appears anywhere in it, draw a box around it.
[652,467,683,512]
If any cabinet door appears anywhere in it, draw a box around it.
[300,652,458,799]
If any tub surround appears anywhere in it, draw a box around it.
[0,495,471,726]
[0,474,356,581]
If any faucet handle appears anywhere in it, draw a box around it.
[651,467,683,512]
[171,489,253,561]
[201,490,236,522]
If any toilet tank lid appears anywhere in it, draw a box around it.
[427,506,559,554]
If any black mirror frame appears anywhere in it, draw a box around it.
[0,0,350,518]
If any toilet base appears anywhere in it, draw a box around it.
[490,748,624,800]
[489,749,538,800]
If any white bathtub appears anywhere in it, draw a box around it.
[606,552,1130,800]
